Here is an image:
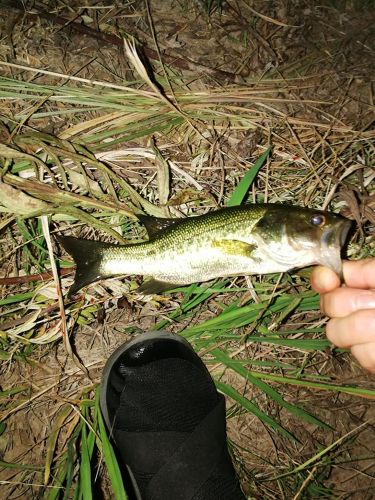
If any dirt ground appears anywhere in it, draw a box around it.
[0,1,375,499]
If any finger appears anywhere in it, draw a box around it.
[311,259,375,294]
[311,266,341,294]
[320,288,375,317]
[350,342,375,374]
[325,309,375,348]
[342,258,375,289]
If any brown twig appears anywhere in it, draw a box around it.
[0,301,60,331]
[0,267,73,286]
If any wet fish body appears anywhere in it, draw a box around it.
[58,204,351,296]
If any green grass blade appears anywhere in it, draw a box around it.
[248,335,331,350]
[44,405,73,486]
[46,427,79,500]
[227,146,272,206]
[245,371,375,399]
[0,460,42,471]
[45,459,67,500]
[182,292,320,338]
[0,386,28,398]
[0,292,34,306]
[155,280,229,330]
[212,348,329,429]
[216,381,296,441]
[78,423,93,500]
[63,439,78,500]
[96,399,128,499]
[271,425,365,481]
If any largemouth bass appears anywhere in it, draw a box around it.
[58,204,352,297]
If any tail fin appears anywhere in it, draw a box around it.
[57,235,113,297]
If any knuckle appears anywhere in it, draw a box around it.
[352,309,375,333]
[326,318,342,346]
[323,293,337,317]
[322,290,345,318]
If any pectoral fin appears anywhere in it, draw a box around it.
[138,277,181,294]
[212,239,258,258]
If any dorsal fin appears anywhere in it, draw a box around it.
[138,215,183,238]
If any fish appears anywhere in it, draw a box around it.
[57,204,352,297]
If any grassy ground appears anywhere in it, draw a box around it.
[0,1,374,498]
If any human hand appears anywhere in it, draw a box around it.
[311,259,375,373]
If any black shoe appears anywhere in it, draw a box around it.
[100,331,246,500]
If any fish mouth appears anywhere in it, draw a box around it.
[319,219,352,278]
[339,219,353,247]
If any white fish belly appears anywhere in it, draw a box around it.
[99,232,317,285]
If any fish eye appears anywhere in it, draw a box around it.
[311,214,326,227]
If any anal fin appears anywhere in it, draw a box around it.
[138,277,181,294]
